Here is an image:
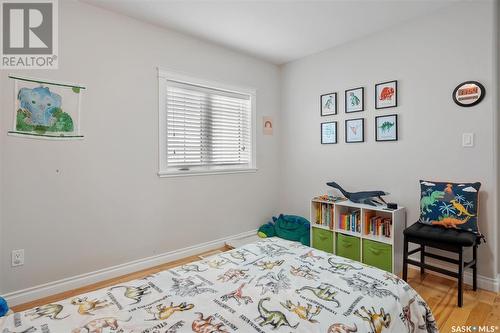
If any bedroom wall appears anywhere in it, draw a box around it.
[0,0,281,294]
[279,1,499,283]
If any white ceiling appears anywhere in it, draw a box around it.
[83,0,454,65]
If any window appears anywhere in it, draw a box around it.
[158,70,256,177]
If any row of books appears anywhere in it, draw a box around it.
[314,203,334,229]
[366,216,392,238]
[338,210,361,233]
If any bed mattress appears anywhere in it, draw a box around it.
[0,238,438,333]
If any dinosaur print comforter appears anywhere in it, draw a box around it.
[0,238,438,333]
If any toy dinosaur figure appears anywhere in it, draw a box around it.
[420,191,445,213]
[255,297,299,329]
[296,283,340,307]
[432,216,471,228]
[145,302,194,321]
[450,200,475,217]
[280,300,321,323]
[327,181,388,206]
[254,260,284,270]
[354,306,391,333]
[220,283,253,305]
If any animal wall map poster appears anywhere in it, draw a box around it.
[8,76,85,139]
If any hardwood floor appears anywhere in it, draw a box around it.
[11,245,500,330]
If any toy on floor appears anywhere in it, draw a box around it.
[0,296,8,317]
[258,214,310,246]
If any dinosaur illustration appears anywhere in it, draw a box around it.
[255,269,291,295]
[450,199,475,217]
[205,258,229,269]
[349,92,360,106]
[25,303,69,320]
[328,258,363,272]
[254,260,284,270]
[255,297,299,329]
[354,306,391,333]
[71,316,131,333]
[71,297,110,315]
[145,302,194,321]
[170,277,217,297]
[383,272,403,285]
[431,216,471,228]
[378,121,394,133]
[220,283,253,305]
[418,300,438,333]
[217,268,249,283]
[379,87,394,101]
[324,95,334,110]
[295,283,340,307]
[192,312,229,333]
[401,298,421,333]
[256,243,294,257]
[420,191,445,213]
[3,327,37,333]
[327,181,388,206]
[290,265,319,280]
[300,250,324,262]
[341,275,399,300]
[280,300,321,323]
[177,264,207,273]
[229,250,249,261]
[328,323,358,333]
[109,284,151,304]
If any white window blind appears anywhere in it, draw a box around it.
[159,72,256,176]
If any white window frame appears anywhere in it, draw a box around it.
[158,68,257,178]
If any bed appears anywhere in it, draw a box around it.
[0,238,437,333]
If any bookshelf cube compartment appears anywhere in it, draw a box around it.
[312,227,334,253]
[362,239,392,272]
[336,233,361,261]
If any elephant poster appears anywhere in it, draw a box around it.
[8,76,85,139]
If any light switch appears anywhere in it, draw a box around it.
[462,133,474,147]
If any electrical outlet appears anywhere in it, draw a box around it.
[12,249,24,267]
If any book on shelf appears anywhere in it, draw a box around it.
[366,215,392,238]
[338,210,361,233]
[314,202,334,229]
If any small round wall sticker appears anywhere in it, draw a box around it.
[452,81,485,107]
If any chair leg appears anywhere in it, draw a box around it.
[458,247,463,307]
[403,236,408,281]
[473,244,477,291]
[420,245,425,277]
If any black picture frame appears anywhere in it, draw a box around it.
[452,81,485,107]
[345,118,364,143]
[321,121,337,144]
[320,92,337,116]
[375,80,398,109]
[375,114,398,142]
[345,87,364,113]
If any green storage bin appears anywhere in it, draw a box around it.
[362,239,392,272]
[336,233,361,261]
[312,227,333,253]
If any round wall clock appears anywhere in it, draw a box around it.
[452,81,485,107]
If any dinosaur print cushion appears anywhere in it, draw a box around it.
[0,238,437,333]
[419,180,481,233]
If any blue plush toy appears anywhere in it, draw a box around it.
[0,296,9,317]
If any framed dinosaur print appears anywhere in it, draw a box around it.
[8,75,85,139]
[418,180,481,234]
[320,92,337,116]
[375,114,398,141]
[345,87,364,113]
[375,80,397,109]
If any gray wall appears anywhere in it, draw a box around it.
[0,1,281,293]
[279,2,498,279]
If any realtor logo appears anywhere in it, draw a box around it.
[1,0,58,69]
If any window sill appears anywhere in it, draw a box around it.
[158,168,258,178]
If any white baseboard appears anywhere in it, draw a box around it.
[408,254,500,292]
[3,229,257,307]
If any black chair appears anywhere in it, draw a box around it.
[402,223,481,307]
